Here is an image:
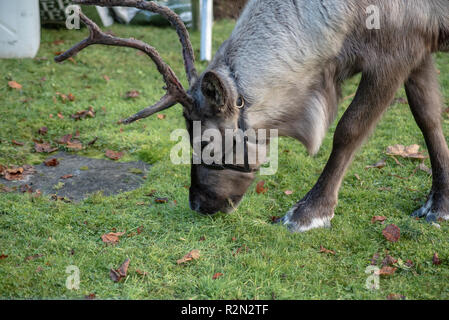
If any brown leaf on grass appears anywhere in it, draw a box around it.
[136,269,148,276]
[67,93,75,101]
[284,190,293,195]
[110,258,130,282]
[101,232,125,244]
[85,293,96,300]
[66,140,83,151]
[177,249,200,264]
[212,272,224,280]
[382,224,401,242]
[44,158,59,167]
[1,166,34,181]
[0,254,8,259]
[50,194,71,202]
[56,134,72,145]
[319,246,336,255]
[386,144,427,160]
[433,253,442,265]
[35,142,58,153]
[377,266,397,276]
[57,112,64,119]
[256,181,268,194]
[233,245,249,256]
[103,75,110,82]
[365,159,387,170]
[155,197,168,204]
[38,127,48,135]
[370,252,380,265]
[382,255,398,266]
[105,150,124,160]
[72,106,95,120]
[61,174,73,179]
[24,253,43,261]
[157,114,166,120]
[12,140,24,146]
[371,216,387,224]
[125,90,140,99]
[8,81,22,90]
[52,40,65,45]
[20,184,33,193]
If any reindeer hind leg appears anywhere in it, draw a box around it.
[405,55,449,222]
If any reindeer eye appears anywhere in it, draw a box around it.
[236,97,244,109]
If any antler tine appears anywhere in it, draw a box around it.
[55,11,194,125]
[73,0,198,85]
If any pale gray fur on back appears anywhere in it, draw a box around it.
[208,0,449,155]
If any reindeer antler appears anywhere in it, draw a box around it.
[55,0,197,125]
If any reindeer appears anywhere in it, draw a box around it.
[57,0,449,232]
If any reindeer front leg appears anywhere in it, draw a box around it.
[281,69,405,232]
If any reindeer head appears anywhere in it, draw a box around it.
[57,0,260,215]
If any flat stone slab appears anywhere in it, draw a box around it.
[1,152,150,201]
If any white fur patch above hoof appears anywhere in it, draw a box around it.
[282,211,332,233]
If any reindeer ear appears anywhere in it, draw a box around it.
[201,71,229,108]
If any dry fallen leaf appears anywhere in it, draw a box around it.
[110,258,130,282]
[101,231,125,244]
[382,255,398,266]
[38,127,48,135]
[72,106,95,120]
[382,224,401,242]
[157,114,166,120]
[125,90,140,99]
[319,246,336,255]
[284,190,293,195]
[177,249,200,264]
[155,197,169,204]
[1,165,35,181]
[256,181,268,194]
[212,272,224,280]
[105,150,124,160]
[8,81,22,90]
[44,158,59,167]
[0,254,8,259]
[365,159,386,170]
[432,253,442,265]
[386,144,427,160]
[12,140,24,146]
[377,266,397,276]
[136,269,148,276]
[61,174,73,179]
[24,253,43,261]
[66,140,83,151]
[34,142,58,153]
[370,252,380,265]
[233,245,249,256]
[371,216,387,224]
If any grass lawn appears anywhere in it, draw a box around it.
[1,19,449,300]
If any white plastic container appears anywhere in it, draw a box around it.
[0,0,41,59]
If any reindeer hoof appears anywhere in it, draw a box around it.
[279,200,334,233]
[412,193,449,222]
